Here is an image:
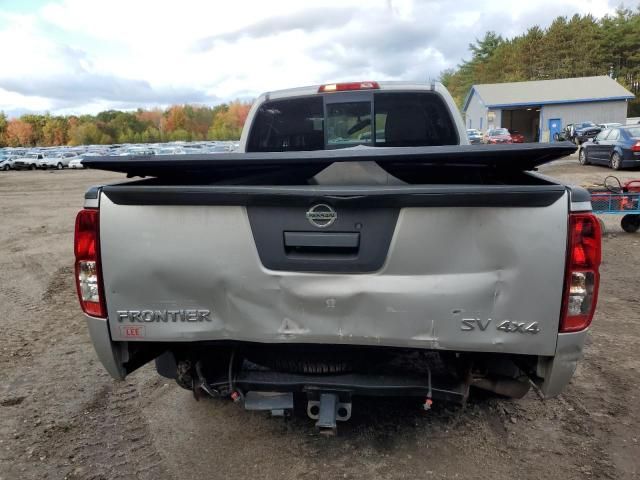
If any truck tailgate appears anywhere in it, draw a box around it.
[99,183,568,356]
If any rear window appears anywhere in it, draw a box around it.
[247,91,458,152]
[246,97,324,152]
[626,127,640,138]
[373,92,458,147]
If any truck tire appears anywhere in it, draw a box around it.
[30,164,36,170]
[57,162,63,170]
[621,214,640,233]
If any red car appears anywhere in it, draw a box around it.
[483,128,513,144]
[508,129,525,143]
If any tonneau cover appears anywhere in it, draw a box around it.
[83,143,576,178]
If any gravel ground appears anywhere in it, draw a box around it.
[1,158,639,480]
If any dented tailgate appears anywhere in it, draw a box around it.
[99,183,568,356]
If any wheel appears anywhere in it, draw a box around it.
[578,148,589,165]
[621,215,640,233]
[56,162,63,170]
[610,152,622,170]
[2,164,8,171]
[29,164,36,170]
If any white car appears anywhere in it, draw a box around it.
[68,157,85,169]
[0,155,18,171]
[43,152,81,169]
[13,153,44,170]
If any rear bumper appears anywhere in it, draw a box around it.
[621,152,640,167]
[87,311,586,399]
[85,314,126,380]
[537,329,587,397]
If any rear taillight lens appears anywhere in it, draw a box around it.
[318,81,380,93]
[560,213,601,332]
[631,141,640,152]
[74,209,106,318]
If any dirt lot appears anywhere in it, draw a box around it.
[1,159,639,480]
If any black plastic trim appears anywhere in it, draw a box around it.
[102,184,567,208]
[84,185,102,199]
[84,142,577,178]
[248,206,398,273]
[284,232,360,249]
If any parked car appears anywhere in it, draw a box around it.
[466,129,483,144]
[508,129,525,143]
[579,126,640,170]
[77,80,596,433]
[43,152,81,169]
[13,153,45,170]
[562,122,602,145]
[68,157,85,169]
[483,128,512,144]
[0,155,18,171]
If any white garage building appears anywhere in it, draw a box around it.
[463,76,634,142]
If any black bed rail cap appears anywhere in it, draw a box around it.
[82,142,577,178]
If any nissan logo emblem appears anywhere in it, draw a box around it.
[306,204,337,228]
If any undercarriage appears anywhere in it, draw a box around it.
[153,343,535,434]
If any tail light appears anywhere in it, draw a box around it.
[631,141,640,152]
[559,213,601,332]
[74,209,106,318]
[318,81,379,93]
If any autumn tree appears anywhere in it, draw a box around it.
[208,101,252,140]
[42,116,69,146]
[0,111,7,147]
[5,120,35,147]
[0,100,253,147]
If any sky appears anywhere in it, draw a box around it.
[0,0,637,117]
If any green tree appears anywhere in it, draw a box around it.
[0,111,7,147]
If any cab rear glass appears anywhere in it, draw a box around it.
[246,91,458,152]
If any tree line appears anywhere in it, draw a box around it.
[440,7,640,115]
[0,101,252,147]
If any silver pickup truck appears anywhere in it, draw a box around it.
[77,81,601,433]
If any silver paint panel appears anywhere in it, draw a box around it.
[538,329,588,397]
[85,314,125,379]
[570,201,592,212]
[99,192,568,356]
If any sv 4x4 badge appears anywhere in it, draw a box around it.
[461,318,540,334]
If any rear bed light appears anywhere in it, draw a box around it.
[318,81,380,93]
[559,213,601,332]
[74,209,106,318]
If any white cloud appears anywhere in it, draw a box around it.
[0,0,635,115]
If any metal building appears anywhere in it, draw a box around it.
[463,76,635,142]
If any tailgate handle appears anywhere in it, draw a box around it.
[284,232,360,255]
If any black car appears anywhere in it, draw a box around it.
[558,122,602,145]
[579,126,640,170]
